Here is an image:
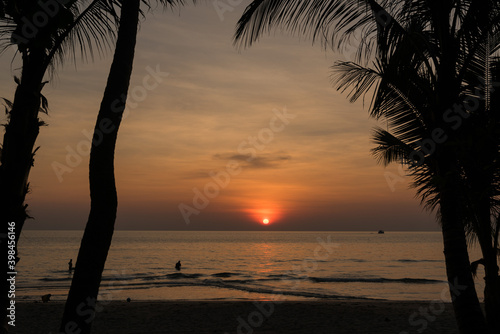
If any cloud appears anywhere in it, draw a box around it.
[0,3,436,230]
[213,152,291,169]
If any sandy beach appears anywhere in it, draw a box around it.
[11,300,459,334]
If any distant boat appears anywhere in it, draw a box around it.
[378,230,385,234]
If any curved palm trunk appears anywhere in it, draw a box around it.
[0,3,114,332]
[59,1,140,333]
[0,51,46,333]
[433,7,489,327]
[462,148,500,332]
[481,245,500,333]
[476,209,500,333]
[437,154,488,333]
[440,200,488,333]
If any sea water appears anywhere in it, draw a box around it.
[15,230,484,302]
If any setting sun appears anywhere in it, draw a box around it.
[245,204,282,226]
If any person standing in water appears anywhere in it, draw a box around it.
[175,261,181,271]
[68,259,73,272]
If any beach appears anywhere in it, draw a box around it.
[13,300,459,334]
[14,232,471,333]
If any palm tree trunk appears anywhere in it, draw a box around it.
[477,208,500,333]
[59,1,140,333]
[440,216,488,333]
[0,52,46,334]
[438,161,488,333]
[463,169,500,332]
[432,8,488,329]
[482,248,500,333]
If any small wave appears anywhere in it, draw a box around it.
[265,273,307,280]
[266,274,286,279]
[203,278,224,284]
[198,280,376,300]
[49,270,74,274]
[33,276,381,301]
[166,273,203,279]
[211,272,240,278]
[39,277,72,282]
[101,275,138,282]
[256,276,308,283]
[309,277,444,284]
[122,278,345,300]
[224,279,250,284]
[143,275,164,281]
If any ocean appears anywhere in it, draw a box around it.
[15,230,484,303]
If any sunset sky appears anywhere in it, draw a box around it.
[0,1,435,231]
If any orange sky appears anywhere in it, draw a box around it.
[0,2,435,231]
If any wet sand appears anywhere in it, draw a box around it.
[12,300,459,333]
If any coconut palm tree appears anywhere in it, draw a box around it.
[339,8,500,331]
[363,31,500,334]
[58,1,140,332]
[0,2,119,332]
[234,1,500,333]
[59,1,193,332]
[456,48,500,332]
[0,0,118,246]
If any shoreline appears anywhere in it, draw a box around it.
[12,300,459,333]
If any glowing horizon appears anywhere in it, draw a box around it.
[0,2,436,231]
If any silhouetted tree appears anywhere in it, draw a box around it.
[331,4,500,331]
[58,1,140,332]
[453,50,500,332]
[59,1,192,332]
[0,1,118,332]
[234,1,500,333]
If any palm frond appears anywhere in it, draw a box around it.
[470,258,484,278]
[331,61,379,103]
[412,165,440,212]
[2,97,12,113]
[0,12,16,55]
[40,94,49,115]
[235,0,402,62]
[47,0,119,70]
[41,0,191,71]
[371,127,415,166]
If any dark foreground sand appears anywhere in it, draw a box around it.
[11,300,459,334]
